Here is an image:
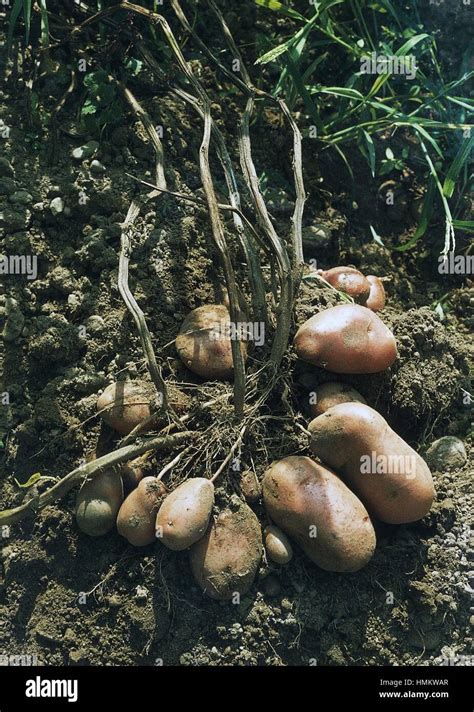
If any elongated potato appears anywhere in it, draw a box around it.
[309,381,366,417]
[294,304,397,374]
[319,266,371,303]
[175,304,247,380]
[156,478,215,551]
[263,456,376,572]
[308,403,434,524]
[264,525,293,565]
[364,275,386,311]
[117,477,167,546]
[97,381,190,435]
[190,497,262,600]
[75,469,124,537]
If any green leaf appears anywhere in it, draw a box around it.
[256,41,293,65]
[14,472,42,488]
[254,0,307,22]
[452,219,474,234]
[369,225,384,246]
[361,129,376,176]
[23,0,32,45]
[38,0,49,48]
[443,136,474,198]
[309,86,365,101]
[7,0,26,55]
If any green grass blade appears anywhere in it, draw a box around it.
[452,220,474,233]
[443,136,474,198]
[360,129,376,176]
[6,0,25,55]
[254,0,307,22]
[23,0,32,45]
[39,0,49,48]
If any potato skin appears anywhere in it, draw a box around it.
[75,469,124,537]
[97,381,152,435]
[262,456,376,572]
[117,476,166,546]
[175,305,246,380]
[320,266,371,304]
[238,469,262,504]
[309,382,366,417]
[365,275,386,312]
[308,403,434,524]
[264,525,293,565]
[156,478,215,551]
[294,304,397,374]
[189,497,262,600]
[97,381,190,436]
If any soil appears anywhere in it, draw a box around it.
[0,3,472,667]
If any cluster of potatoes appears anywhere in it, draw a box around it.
[75,265,434,600]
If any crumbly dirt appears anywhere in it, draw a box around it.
[0,6,472,667]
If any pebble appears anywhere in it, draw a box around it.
[302,224,332,252]
[72,140,99,161]
[90,159,106,174]
[85,315,105,334]
[1,296,24,342]
[425,436,467,470]
[49,197,64,216]
[135,585,148,602]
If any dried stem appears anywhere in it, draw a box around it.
[0,431,195,526]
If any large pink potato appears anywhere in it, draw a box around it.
[294,304,397,374]
[262,456,376,572]
[308,403,435,524]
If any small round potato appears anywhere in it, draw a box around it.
[238,469,262,504]
[294,304,397,374]
[308,403,435,524]
[117,476,167,546]
[75,469,124,537]
[120,458,145,493]
[189,496,262,600]
[263,456,376,572]
[309,382,367,417]
[319,266,371,304]
[264,525,293,565]
[97,381,190,436]
[175,304,247,380]
[156,477,215,551]
[364,275,386,312]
